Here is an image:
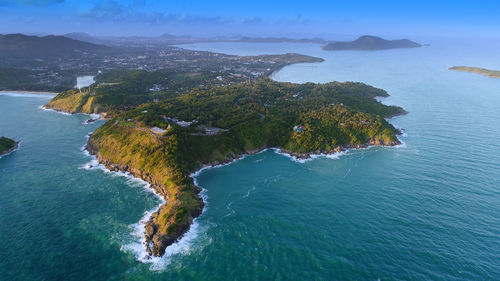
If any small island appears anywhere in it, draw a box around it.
[0,136,19,157]
[449,66,500,79]
[322,35,421,51]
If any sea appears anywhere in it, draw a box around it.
[1,38,500,280]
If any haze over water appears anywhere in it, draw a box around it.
[1,40,500,280]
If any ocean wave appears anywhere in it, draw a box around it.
[80,146,210,271]
[242,185,256,198]
[82,114,103,125]
[39,105,71,115]
[270,148,347,163]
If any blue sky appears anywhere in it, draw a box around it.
[0,0,499,39]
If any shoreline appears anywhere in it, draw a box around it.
[40,105,107,122]
[81,129,404,265]
[84,135,205,259]
[81,138,207,268]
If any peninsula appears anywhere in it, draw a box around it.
[449,66,500,79]
[0,136,18,157]
[49,75,406,258]
[322,35,421,51]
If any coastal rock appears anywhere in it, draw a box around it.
[86,138,205,258]
[84,121,402,258]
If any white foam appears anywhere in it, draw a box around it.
[42,99,211,270]
[271,148,347,163]
[242,185,256,198]
[82,114,103,125]
[254,157,265,163]
[88,113,102,120]
[80,144,209,271]
[39,105,71,115]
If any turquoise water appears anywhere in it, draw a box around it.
[2,39,500,280]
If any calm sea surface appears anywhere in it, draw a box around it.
[1,40,500,280]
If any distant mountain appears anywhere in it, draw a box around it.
[159,33,178,39]
[322,35,421,51]
[0,33,111,58]
[54,32,327,47]
[237,36,326,44]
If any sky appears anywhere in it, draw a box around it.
[0,0,499,39]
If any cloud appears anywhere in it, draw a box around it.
[0,0,64,6]
[77,0,230,25]
[77,0,308,27]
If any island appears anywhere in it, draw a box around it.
[322,35,421,51]
[449,66,500,79]
[0,136,19,157]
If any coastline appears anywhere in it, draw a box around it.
[41,105,106,123]
[80,136,207,268]
[80,126,404,265]
[84,135,205,259]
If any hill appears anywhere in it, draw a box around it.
[0,33,111,58]
[322,35,421,51]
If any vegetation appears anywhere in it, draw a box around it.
[0,136,17,155]
[0,67,74,92]
[88,123,203,257]
[44,53,322,115]
[83,77,405,257]
[0,33,110,58]
[449,66,500,78]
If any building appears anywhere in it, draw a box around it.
[293,125,305,133]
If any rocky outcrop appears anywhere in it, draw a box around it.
[86,139,204,258]
[84,121,402,258]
